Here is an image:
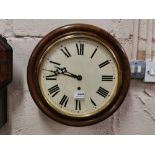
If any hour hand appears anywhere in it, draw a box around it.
[55,66,75,77]
[55,66,82,81]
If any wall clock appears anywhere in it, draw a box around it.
[27,24,130,126]
[0,36,13,128]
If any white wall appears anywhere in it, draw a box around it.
[0,19,155,135]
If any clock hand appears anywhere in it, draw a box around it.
[63,72,83,81]
[55,66,82,81]
[42,69,60,76]
[63,70,83,81]
[42,68,81,80]
[55,66,77,78]
[42,69,55,73]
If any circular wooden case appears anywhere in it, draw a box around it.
[27,24,131,126]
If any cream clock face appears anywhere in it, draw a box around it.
[38,36,121,117]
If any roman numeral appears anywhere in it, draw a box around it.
[59,95,69,107]
[76,43,84,55]
[75,100,81,110]
[48,84,60,97]
[46,75,57,80]
[61,47,71,58]
[102,75,114,81]
[90,98,97,107]
[90,48,97,59]
[96,87,109,98]
[99,60,110,68]
[49,60,61,66]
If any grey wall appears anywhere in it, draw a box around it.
[0,19,155,135]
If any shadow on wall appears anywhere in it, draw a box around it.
[38,106,128,135]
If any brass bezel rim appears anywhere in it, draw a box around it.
[37,33,122,118]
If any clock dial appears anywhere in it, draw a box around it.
[27,24,131,126]
[38,37,121,117]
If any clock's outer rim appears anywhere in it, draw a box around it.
[27,23,131,126]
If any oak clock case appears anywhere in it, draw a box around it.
[0,36,13,128]
[27,24,130,126]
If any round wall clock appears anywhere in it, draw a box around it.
[27,24,130,126]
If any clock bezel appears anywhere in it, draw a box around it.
[37,34,122,118]
[27,24,131,126]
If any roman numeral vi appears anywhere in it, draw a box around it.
[75,100,81,110]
